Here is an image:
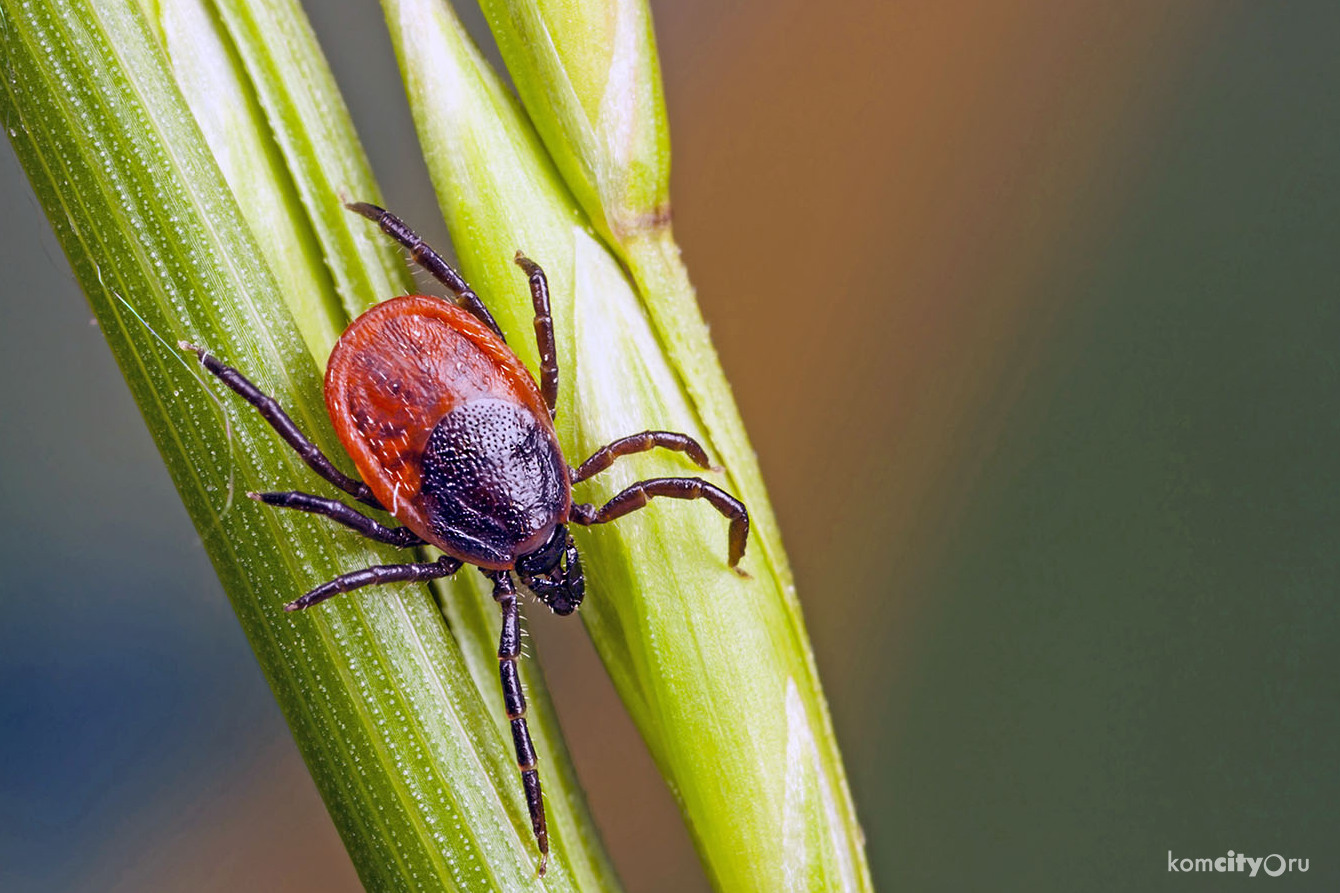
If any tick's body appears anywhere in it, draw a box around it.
[184,202,749,876]
[328,296,569,568]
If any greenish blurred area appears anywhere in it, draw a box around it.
[879,31,1340,884]
[858,7,1340,890]
[0,2,1335,891]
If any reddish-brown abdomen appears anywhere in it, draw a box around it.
[325,295,569,568]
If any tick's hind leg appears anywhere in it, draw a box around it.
[571,431,712,483]
[513,254,558,418]
[570,477,750,570]
[180,343,382,510]
[250,491,425,548]
[345,202,505,340]
[285,554,462,612]
[486,569,550,875]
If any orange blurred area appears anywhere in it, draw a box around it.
[665,0,1209,670]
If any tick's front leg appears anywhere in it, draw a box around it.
[486,569,550,875]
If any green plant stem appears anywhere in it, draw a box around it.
[383,0,872,889]
[1,1,619,889]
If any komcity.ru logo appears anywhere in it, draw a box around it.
[1168,851,1310,877]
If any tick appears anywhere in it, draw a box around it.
[181,202,749,875]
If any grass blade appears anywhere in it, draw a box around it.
[2,0,619,888]
[383,0,871,888]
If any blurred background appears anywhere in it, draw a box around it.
[2,1,1337,890]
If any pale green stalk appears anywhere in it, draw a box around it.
[475,0,668,247]
[1,0,618,889]
[142,0,347,359]
[385,1,871,889]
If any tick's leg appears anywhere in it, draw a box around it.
[180,343,383,510]
[571,431,711,483]
[285,555,462,612]
[250,491,425,548]
[486,569,550,875]
[346,202,505,340]
[513,254,558,418]
[570,477,750,569]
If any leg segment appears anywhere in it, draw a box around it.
[571,431,711,483]
[570,477,750,568]
[284,554,462,612]
[250,491,425,548]
[346,202,505,340]
[513,254,558,417]
[486,570,550,875]
[181,343,382,509]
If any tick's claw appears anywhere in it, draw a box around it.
[344,200,384,220]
